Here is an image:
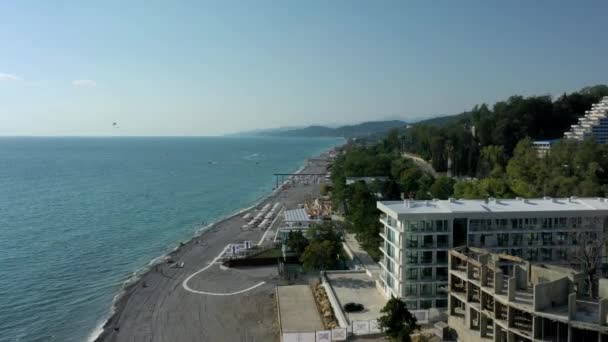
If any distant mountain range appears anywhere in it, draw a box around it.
[230,113,465,139]
[235,120,408,138]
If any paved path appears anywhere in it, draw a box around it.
[402,151,438,177]
[343,233,380,280]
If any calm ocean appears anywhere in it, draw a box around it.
[0,136,341,342]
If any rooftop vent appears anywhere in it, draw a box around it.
[515,197,523,201]
[543,196,552,200]
[448,197,456,203]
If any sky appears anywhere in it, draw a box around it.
[1,1,607,136]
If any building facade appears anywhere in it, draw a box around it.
[376,197,608,316]
[564,96,608,143]
[448,247,608,342]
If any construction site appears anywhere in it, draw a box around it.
[447,247,608,342]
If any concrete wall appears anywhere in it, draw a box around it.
[599,279,608,300]
[448,314,484,342]
[534,277,570,311]
[530,265,572,285]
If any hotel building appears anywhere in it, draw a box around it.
[564,96,608,143]
[377,197,608,317]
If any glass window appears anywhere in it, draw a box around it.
[421,251,433,264]
[422,235,434,248]
[406,301,417,310]
[420,300,433,309]
[436,251,447,264]
[407,235,418,248]
[436,220,444,232]
[407,268,418,280]
[437,234,448,248]
[421,267,432,280]
[406,250,418,264]
[436,299,448,308]
[420,284,433,296]
[436,267,448,280]
[405,284,417,296]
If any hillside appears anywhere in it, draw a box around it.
[255,120,408,138]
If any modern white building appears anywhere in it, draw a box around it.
[532,139,558,157]
[377,197,608,316]
[564,96,608,143]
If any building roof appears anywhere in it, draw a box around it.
[345,176,389,185]
[283,208,319,222]
[378,197,608,217]
[533,139,559,145]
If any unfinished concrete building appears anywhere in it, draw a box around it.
[448,248,608,342]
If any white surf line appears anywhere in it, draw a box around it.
[182,244,265,296]
[258,207,284,246]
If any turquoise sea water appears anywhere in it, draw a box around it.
[0,136,341,342]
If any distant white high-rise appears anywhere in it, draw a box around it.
[564,96,608,143]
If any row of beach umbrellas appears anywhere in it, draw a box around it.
[242,202,282,229]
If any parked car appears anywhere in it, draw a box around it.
[343,302,364,312]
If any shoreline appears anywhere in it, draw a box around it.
[91,146,338,342]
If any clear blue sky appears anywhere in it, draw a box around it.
[1,1,606,136]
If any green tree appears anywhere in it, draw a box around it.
[300,240,339,271]
[306,222,342,245]
[506,138,542,197]
[430,176,455,199]
[286,230,309,255]
[377,297,419,342]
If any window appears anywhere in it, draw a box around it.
[405,284,417,296]
[436,267,448,280]
[407,235,418,248]
[420,300,433,309]
[422,235,434,248]
[497,233,509,247]
[541,248,552,261]
[436,299,448,308]
[435,220,445,232]
[386,243,395,258]
[420,284,433,296]
[527,233,538,245]
[407,268,418,280]
[436,251,447,264]
[387,229,395,243]
[421,251,433,264]
[406,301,417,310]
[541,232,553,245]
[406,250,418,264]
[386,275,394,288]
[421,267,432,280]
[386,260,394,273]
[437,234,448,248]
[409,221,420,232]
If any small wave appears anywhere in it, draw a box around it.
[243,153,264,161]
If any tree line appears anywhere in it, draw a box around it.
[403,85,608,176]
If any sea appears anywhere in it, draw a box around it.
[0,136,342,342]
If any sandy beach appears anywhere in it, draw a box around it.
[94,150,335,342]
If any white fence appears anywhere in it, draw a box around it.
[282,328,347,342]
[281,319,383,342]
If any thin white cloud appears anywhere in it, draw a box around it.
[0,73,22,81]
[72,79,97,87]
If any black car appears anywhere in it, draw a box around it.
[343,302,364,313]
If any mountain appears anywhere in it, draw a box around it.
[257,120,408,138]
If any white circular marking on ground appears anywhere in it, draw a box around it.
[182,245,266,296]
